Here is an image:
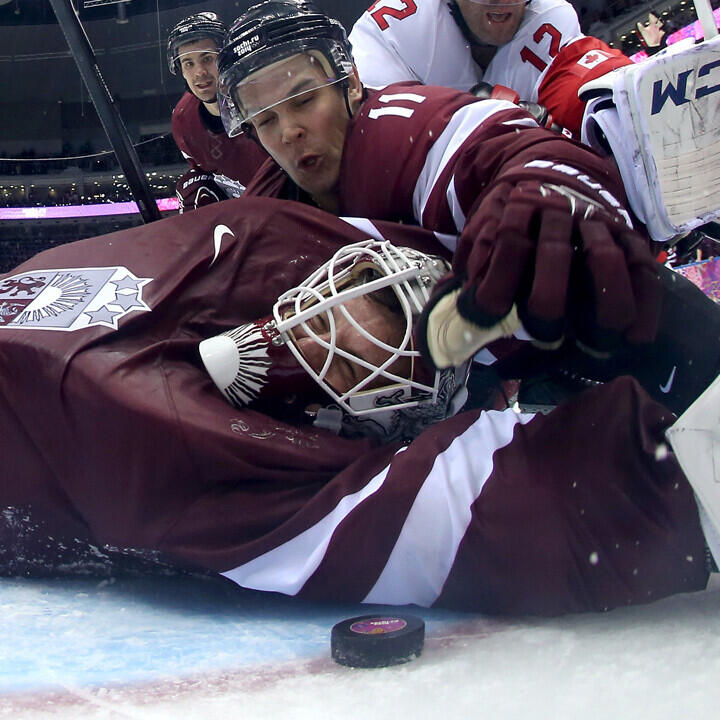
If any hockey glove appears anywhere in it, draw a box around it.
[175,168,229,214]
[422,180,661,369]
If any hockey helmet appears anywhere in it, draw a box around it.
[167,12,226,75]
[200,240,470,442]
[217,0,354,137]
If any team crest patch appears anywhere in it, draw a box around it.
[0,267,151,331]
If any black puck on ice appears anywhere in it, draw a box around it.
[331,614,425,668]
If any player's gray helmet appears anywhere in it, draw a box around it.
[167,12,226,75]
[217,0,354,137]
[199,241,471,443]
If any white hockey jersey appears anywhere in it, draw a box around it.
[349,0,582,101]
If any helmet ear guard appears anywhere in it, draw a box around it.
[200,241,472,443]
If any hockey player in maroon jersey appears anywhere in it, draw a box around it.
[167,12,267,213]
[0,195,718,616]
[219,0,720,417]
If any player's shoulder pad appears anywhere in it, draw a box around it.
[352,0,441,33]
[359,82,472,116]
[172,91,199,118]
[524,0,582,35]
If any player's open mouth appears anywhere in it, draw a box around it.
[486,11,512,23]
[298,154,321,171]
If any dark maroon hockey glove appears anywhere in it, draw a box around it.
[175,168,229,214]
[450,179,661,357]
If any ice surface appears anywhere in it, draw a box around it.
[0,573,718,719]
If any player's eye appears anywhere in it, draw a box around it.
[294,92,316,109]
[254,113,275,129]
[307,312,329,334]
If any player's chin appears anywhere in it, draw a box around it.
[193,86,217,101]
[490,22,518,40]
[293,165,338,199]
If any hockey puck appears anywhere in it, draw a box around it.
[331,614,425,668]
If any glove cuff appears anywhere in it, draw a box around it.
[418,278,522,370]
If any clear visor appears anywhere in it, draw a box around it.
[225,52,348,126]
[272,241,441,416]
[176,48,219,62]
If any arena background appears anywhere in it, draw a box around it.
[0,0,715,273]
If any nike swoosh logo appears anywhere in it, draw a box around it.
[210,225,234,267]
[659,365,677,394]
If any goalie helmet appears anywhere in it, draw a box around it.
[217,0,354,137]
[167,12,226,75]
[199,240,470,443]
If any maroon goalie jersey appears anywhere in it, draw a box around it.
[0,197,708,616]
[172,91,267,192]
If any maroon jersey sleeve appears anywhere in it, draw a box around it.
[537,37,633,137]
[339,83,630,240]
[171,92,268,186]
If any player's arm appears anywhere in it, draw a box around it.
[171,101,200,172]
[416,121,660,364]
[536,36,632,137]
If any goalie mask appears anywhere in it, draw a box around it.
[217,0,354,137]
[199,241,470,442]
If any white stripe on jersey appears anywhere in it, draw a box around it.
[364,409,534,606]
[503,118,543,128]
[341,216,462,252]
[220,447,406,594]
[339,216,387,242]
[411,100,526,230]
[433,230,460,252]
[446,175,466,234]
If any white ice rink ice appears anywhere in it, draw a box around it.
[1,572,718,719]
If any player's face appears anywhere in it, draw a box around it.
[238,54,363,212]
[457,0,527,47]
[291,294,411,394]
[179,39,220,104]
